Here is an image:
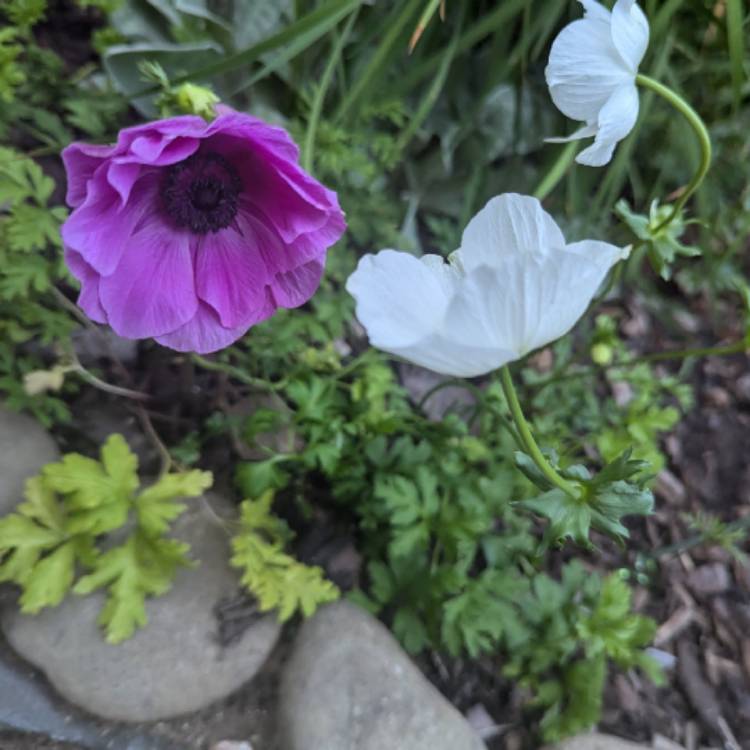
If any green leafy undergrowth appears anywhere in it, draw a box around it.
[616,199,701,281]
[0,434,212,643]
[527,328,693,474]
[230,490,339,621]
[504,564,662,742]
[519,449,655,547]
[0,146,76,424]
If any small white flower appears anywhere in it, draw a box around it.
[545,0,649,167]
[346,194,628,378]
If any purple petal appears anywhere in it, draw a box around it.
[98,216,198,339]
[208,110,300,163]
[115,115,209,150]
[204,116,346,250]
[61,173,159,276]
[106,162,142,205]
[122,133,201,167]
[270,259,325,308]
[155,301,270,354]
[195,213,283,328]
[65,249,108,324]
[262,158,342,244]
[62,142,117,208]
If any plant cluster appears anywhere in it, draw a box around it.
[0,435,212,643]
[1,0,748,744]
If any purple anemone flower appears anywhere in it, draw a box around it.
[61,109,346,353]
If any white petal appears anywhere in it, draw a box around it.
[458,194,566,273]
[393,327,516,378]
[451,246,621,361]
[564,239,630,272]
[345,250,453,350]
[611,0,649,72]
[576,84,639,166]
[518,248,620,352]
[546,122,598,144]
[546,17,632,123]
[578,0,610,21]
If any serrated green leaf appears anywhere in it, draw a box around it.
[6,203,63,252]
[539,655,605,741]
[43,434,138,513]
[135,469,212,536]
[235,458,289,498]
[74,532,191,644]
[230,492,338,622]
[19,541,76,613]
[393,607,429,654]
[0,513,64,550]
[17,475,65,530]
[521,489,593,546]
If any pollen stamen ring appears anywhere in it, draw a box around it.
[162,152,242,234]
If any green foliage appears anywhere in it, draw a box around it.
[528,334,692,474]
[2,0,746,742]
[0,435,213,643]
[519,449,654,547]
[3,0,47,28]
[230,490,339,621]
[616,199,701,281]
[684,512,749,563]
[0,146,76,423]
[504,564,661,742]
[597,363,691,472]
[0,28,25,103]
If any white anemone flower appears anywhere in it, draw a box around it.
[545,0,650,167]
[346,194,629,378]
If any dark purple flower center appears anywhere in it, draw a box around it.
[162,152,242,234]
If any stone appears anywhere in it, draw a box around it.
[545,733,645,749]
[0,647,185,749]
[687,563,731,596]
[399,364,476,422]
[2,496,281,722]
[71,327,138,367]
[278,601,485,750]
[0,406,59,516]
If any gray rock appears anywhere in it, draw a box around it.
[0,407,59,516]
[2,496,281,722]
[71,328,138,367]
[279,601,485,750]
[0,650,186,749]
[545,734,645,750]
[399,364,476,422]
[687,562,731,595]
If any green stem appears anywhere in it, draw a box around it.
[302,7,360,172]
[191,354,284,391]
[634,337,749,364]
[648,514,750,560]
[532,336,749,391]
[500,367,580,498]
[532,141,579,202]
[635,74,712,231]
[69,366,151,401]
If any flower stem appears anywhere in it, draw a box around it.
[635,74,712,231]
[191,354,283,391]
[532,141,579,202]
[499,366,580,498]
[531,335,750,391]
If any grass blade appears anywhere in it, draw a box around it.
[128,0,362,99]
[726,0,746,112]
[334,0,424,123]
[302,8,361,171]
